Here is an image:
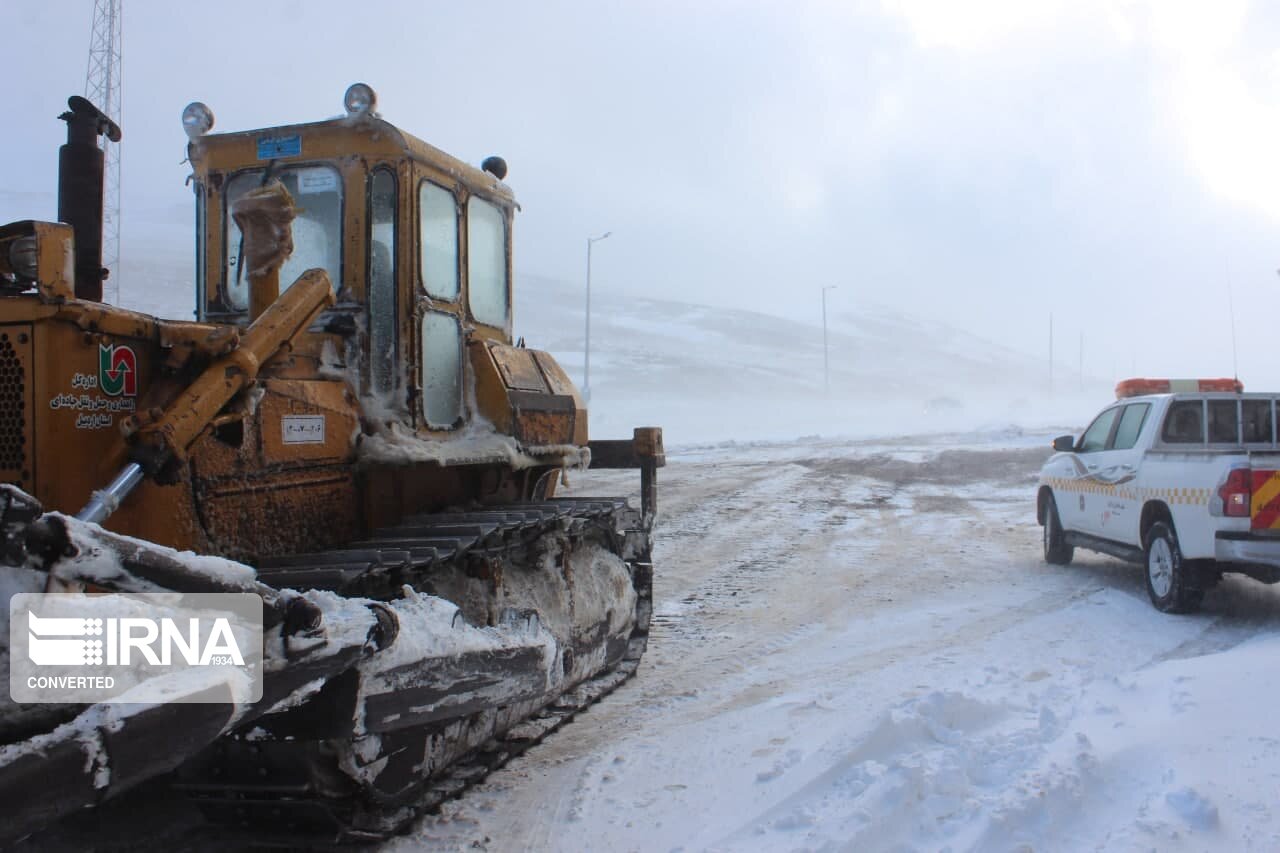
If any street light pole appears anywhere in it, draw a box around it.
[822,285,837,395]
[1049,312,1054,397]
[583,231,611,402]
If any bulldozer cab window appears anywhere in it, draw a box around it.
[224,165,343,312]
[419,181,458,301]
[467,196,508,328]
[369,169,397,395]
[421,310,462,428]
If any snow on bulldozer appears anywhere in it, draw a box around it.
[0,87,662,845]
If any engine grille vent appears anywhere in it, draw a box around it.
[0,332,27,476]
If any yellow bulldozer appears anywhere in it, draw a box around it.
[0,85,661,845]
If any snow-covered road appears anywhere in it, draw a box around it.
[393,430,1280,852]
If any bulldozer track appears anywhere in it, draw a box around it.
[170,496,653,848]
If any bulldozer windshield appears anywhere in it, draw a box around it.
[223,165,343,311]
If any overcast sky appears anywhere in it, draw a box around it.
[7,0,1280,388]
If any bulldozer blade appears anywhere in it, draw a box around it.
[0,682,239,846]
[0,617,377,848]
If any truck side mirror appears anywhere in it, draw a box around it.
[1052,435,1076,452]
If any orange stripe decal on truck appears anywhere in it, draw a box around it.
[1251,470,1280,530]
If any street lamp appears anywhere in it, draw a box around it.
[583,231,611,402]
[822,285,837,395]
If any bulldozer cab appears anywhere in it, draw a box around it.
[187,84,516,433]
[0,84,605,557]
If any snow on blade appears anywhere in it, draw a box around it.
[358,418,588,471]
[51,512,260,589]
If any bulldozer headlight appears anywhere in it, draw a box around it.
[343,83,377,117]
[7,236,38,281]
[182,102,215,139]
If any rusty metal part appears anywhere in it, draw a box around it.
[196,465,358,560]
[256,378,358,465]
[128,269,333,476]
[589,426,665,523]
[54,301,239,359]
[472,341,588,448]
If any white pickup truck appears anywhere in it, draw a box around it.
[1037,379,1280,612]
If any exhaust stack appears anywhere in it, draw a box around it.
[57,96,121,302]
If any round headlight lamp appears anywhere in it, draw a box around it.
[344,83,378,117]
[181,102,215,139]
[8,236,38,282]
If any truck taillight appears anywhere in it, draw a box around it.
[1218,469,1252,517]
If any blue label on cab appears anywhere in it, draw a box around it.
[257,135,302,159]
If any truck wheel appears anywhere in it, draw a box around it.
[1042,493,1074,565]
[1144,521,1203,613]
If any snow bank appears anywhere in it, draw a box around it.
[719,589,1280,852]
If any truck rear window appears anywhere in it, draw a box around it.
[1243,400,1274,443]
[1208,400,1238,443]
[1162,400,1204,444]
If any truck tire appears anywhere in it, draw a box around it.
[1143,521,1203,613]
[1042,493,1074,565]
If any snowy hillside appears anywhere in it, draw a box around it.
[517,274,1107,444]
[522,273,1051,401]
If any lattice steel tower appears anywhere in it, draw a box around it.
[84,0,122,302]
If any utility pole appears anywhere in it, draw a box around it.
[1079,331,1084,392]
[1049,313,1054,396]
[583,231,611,402]
[85,0,123,303]
[1226,267,1239,380]
[822,285,837,395]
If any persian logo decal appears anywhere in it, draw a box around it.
[98,344,137,397]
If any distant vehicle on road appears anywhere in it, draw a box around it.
[1037,378,1280,612]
